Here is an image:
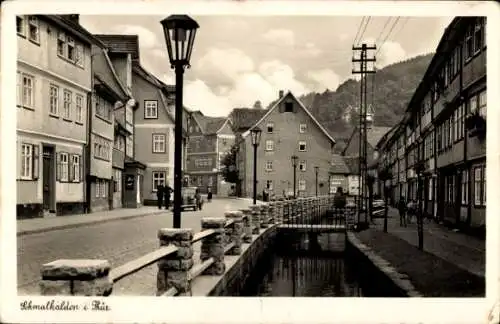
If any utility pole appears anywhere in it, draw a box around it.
[352,43,376,225]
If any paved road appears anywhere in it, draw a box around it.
[18,199,252,296]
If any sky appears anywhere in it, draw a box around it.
[79,15,454,117]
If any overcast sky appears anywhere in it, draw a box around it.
[80,15,453,116]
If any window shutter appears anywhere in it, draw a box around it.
[69,154,74,182]
[56,152,61,181]
[32,144,39,180]
[79,154,83,183]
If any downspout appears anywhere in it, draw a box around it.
[85,53,95,213]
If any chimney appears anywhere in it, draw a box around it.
[279,90,284,98]
[62,15,80,24]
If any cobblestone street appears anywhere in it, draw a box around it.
[18,199,252,295]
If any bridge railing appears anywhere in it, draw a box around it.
[38,195,355,297]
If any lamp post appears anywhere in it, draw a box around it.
[314,166,319,196]
[161,15,199,228]
[291,155,298,198]
[250,127,262,205]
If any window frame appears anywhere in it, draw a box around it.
[298,179,306,191]
[266,123,274,133]
[265,140,274,151]
[299,160,307,172]
[473,19,483,55]
[75,94,84,123]
[63,89,72,120]
[461,169,469,205]
[473,166,486,207]
[152,133,166,153]
[67,37,76,62]
[478,89,486,117]
[49,84,59,116]
[284,101,293,112]
[298,141,307,152]
[266,180,273,191]
[60,152,69,182]
[17,16,26,37]
[21,73,34,109]
[71,154,80,182]
[57,31,66,57]
[20,143,33,180]
[28,16,40,44]
[144,100,159,119]
[465,25,474,61]
[265,160,273,172]
[299,123,307,133]
[152,171,166,192]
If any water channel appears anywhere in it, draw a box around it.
[240,231,369,297]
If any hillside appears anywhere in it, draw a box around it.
[268,53,434,139]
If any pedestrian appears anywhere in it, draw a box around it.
[333,187,347,209]
[207,187,213,202]
[164,184,173,210]
[407,199,415,224]
[156,184,164,210]
[398,196,407,227]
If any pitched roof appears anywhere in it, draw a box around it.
[191,113,228,135]
[43,15,106,48]
[94,34,140,59]
[229,108,267,131]
[242,91,336,144]
[367,126,392,148]
[343,156,360,174]
[92,45,129,100]
[329,154,351,174]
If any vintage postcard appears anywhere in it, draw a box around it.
[1,0,499,323]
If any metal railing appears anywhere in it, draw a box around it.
[38,195,355,297]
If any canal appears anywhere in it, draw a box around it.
[239,231,368,297]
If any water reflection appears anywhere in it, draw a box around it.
[241,232,365,297]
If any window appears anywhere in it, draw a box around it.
[298,141,307,152]
[469,95,477,114]
[28,16,39,43]
[195,158,212,167]
[144,100,158,119]
[66,37,75,61]
[152,171,166,192]
[478,90,486,117]
[16,72,22,106]
[298,179,306,191]
[57,32,66,56]
[285,102,293,112]
[95,93,112,121]
[75,95,83,123]
[266,180,273,190]
[299,161,307,171]
[428,178,433,201]
[114,169,122,193]
[17,16,25,36]
[152,134,166,153]
[49,84,59,115]
[94,135,111,161]
[474,19,483,54]
[266,123,274,133]
[461,169,469,205]
[265,161,273,171]
[474,166,486,206]
[75,44,84,67]
[59,153,69,182]
[299,124,307,133]
[465,25,474,60]
[126,135,134,157]
[114,135,125,151]
[126,106,133,124]
[63,90,72,119]
[20,144,33,179]
[21,73,34,108]
[95,181,101,198]
[71,155,80,182]
[265,140,274,151]
[95,179,107,198]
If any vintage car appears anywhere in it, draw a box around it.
[181,187,203,211]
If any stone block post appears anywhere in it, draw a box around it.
[225,211,243,255]
[157,228,194,295]
[282,199,289,223]
[249,205,261,234]
[200,218,226,275]
[240,208,253,243]
[268,199,275,224]
[260,203,269,228]
[40,259,113,296]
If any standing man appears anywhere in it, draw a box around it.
[156,184,164,210]
[164,184,173,210]
[398,196,407,227]
[333,187,347,209]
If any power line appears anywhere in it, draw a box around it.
[391,16,410,41]
[353,17,366,46]
[375,17,401,57]
[375,17,393,45]
[357,16,372,45]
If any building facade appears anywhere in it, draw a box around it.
[377,17,486,231]
[186,112,235,195]
[16,15,97,218]
[240,90,336,198]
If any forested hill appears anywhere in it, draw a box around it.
[268,53,434,139]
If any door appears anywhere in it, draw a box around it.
[42,145,55,212]
[108,177,114,210]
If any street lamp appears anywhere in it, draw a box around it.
[161,15,199,228]
[250,127,262,205]
[314,166,319,196]
[291,155,298,198]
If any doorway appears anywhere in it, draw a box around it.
[42,145,55,214]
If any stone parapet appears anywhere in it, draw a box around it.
[225,211,243,255]
[200,217,226,275]
[157,228,194,295]
[40,259,112,296]
[260,203,269,228]
[249,205,261,235]
[240,208,253,243]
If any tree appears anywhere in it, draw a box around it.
[253,100,263,109]
[220,144,239,184]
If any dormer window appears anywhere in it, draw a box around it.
[285,101,293,112]
[267,123,274,133]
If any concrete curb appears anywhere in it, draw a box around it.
[17,211,166,237]
[347,232,423,297]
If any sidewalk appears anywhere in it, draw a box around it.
[17,207,166,236]
[353,207,485,297]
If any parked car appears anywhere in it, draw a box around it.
[180,187,204,211]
